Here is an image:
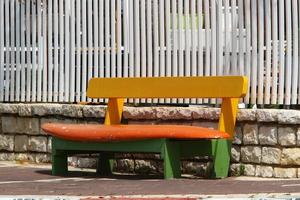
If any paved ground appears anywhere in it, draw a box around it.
[1,162,300,198]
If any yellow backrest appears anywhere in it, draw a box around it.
[86,76,248,139]
[87,76,248,98]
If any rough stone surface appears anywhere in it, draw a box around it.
[47,137,52,153]
[243,164,256,176]
[237,109,256,121]
[123,107,156,120]
[2,116,17,134]
[257,109,279,122]
[261,147,281,164]
[18,104,33,116]
[61,105,83,118]
[278,127,296,146]
[192,108,220,120]
[255,166,273,178]
[156,107,193,120]
[0,153,15,161]
[0,103,19,114]
[0,135,14,151]
[259,126,277,145]
[233,126,243,145]
[77,157,97,168]
[34,153,51,163]
[3,117,39,135]
[243,124,259,145]
[231,146,240,162]
[278,110,300,124]
[14,153,35,162]
[182,162,212,177]
[297,128,300,146]
[14,135,29,152]
[28,136,48,152]
[230,163,241,176]
[115,159,135,172]
[281,148,300,165]
[134,160,157,174]
[32,104,63,116]
[192,121,218,129]
[82,106,106,118]
[241,146,261,163]
[274,168,297,178]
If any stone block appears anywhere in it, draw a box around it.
[0,135,14,151]
[192,108,220,120]
[261,147,281,164]
[296,128,300,146]
[29,136,48,152]
[0,103,19,114]
[32,104,63,116]
[61,104,83,118]
[156,107,193,120]
[241,146,261,163]
[233,126,243,145]
[47,137,52,153]
[243,124,259,144]
[134,160,157,174]
[182,161,212,177]
[17,118,40,135]
[34,153,51,163]
[255,166,273,178]
[14,135,29,152]
[231,145,240,162]
[123,107,157,120]
[14,153,34,162]
[257,109,279,122]
[2,116,18,134]
[281,148,300,165]
[244,164,256,176]
[278,127,296,146]
[18,104,33,116]
[274,168,297,178]
[230,163,242,176]
[115,159,135,172]
[77,157,97,168]
[237,109,256,121]
[82,105,106,118]
[259,126,277,145]
[278,110,300,124]
[0,153,15,161]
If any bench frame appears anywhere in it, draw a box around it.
[51,76,247,179]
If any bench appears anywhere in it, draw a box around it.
[42,76,248,179]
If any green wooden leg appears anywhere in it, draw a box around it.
[97,152,114,175]
[162,141,181,179]
[211,139,231,178]
[52,152,68,176]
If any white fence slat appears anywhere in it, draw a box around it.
[105,0,110,78]
[147,0,153,78]
[15,0,21,102]
[59,0,64,102]
[216,0,223,76]
[285,0,292,105]
[231,0,237,74]
[37,0,42,102]
[264,0,272,104]
[171,0,177,103]
[81,0,87,101]
[76,0,81,102]
[211,0,217,104]
[93,0,99,79]
[298,0,300,103]
[87,0,93,101]
[165,0,171,78]
[257,0,264,104]
[141,0,146,77]
[184,0,190,104]
[159,0,165,78]
[117,0,122,77]
[244,0,251,104]
[191,0,197,104]
[178,0,184,103]
[53,0,59,102]
[111,0,116,77]
[129,0,134,78]
[5,0,10,101]
[10,0,15,101]
[271,0,278,104]
[0,0,4,101]
[278,0,285,104]
[31,0,37,102]
[292,0,298,104]
[134,0,141,103]
[251,0,258,104]
[123,0,129,78]
[204,0,210,103]
[21,1,26,101]
[42,1,48,102]
[197,0,203,104]
[99,0,104,79]
[238,0,244,75]
[69,0,75,102]
[224,0,230,75]
[65,0,71,102]
[25,0,31,101]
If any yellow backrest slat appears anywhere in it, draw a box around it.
[87,76,248,98]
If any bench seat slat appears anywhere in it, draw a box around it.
[42,123,230,142]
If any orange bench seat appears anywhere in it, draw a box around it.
[42,123,230,142]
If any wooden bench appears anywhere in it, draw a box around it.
[42,76,248,179]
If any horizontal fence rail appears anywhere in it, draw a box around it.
[0,0,299,105]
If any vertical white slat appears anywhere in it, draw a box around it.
[231,0,237,74]
[116,0,122,77]
[15,0,21,101]
[93,0,99,79]
[75,0,81,102]
[141,0,146,78]
[25,0,31,101]
[184,0,190,104]
[129,0,134,79]
[134,0,140,78]
[65,0,71,102]
[238,0,244,75]
[147,0,153,78]
[178,0,184,103]
[204,0,210,103]
[190,0,197,104]
[105,0,110,77]
[250,0,258,104]
[21,0,26,101]
[216,0,223,76]
[123,0,129,78]
[298,0,300,103]
[264,0,272,104]
[271,0,278,104]
[69,0,76,102]
[165,0,171,78]
[278,0,285,104]
[210,0,217,104]
[99,0,104,79]
[10,0,15,101]
[81,0,87,101]
[292,0,298,104]
[111,0,116,77]
[244,0,251,104]
[197,0,203,104]
[0,0,4,101]
[37,0,42,102]
[153,0,159,78]
[171,0,177,104]
[42,1,48,102]
[257,0,264,104]
[159,0,165,78]
[58,0,64,102]
[285,0,292,105]
[31,0,37,102]
[5,0,10,101]
[87,0,93,102]
[53,0,59,102]
[224,0,230,75]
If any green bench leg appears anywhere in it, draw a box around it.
[52,152,68,176]
[163,141,181,179]
[211,139,231,178]
[97,152,114,175]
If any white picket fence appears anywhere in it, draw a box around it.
[0,0,299,105]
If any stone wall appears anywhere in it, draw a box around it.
[1,103,300,178]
